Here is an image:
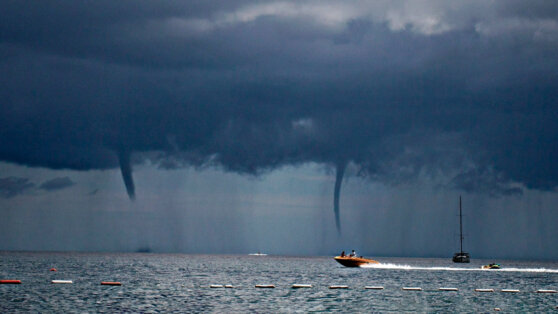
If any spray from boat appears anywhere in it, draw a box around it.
[360,263,558,273]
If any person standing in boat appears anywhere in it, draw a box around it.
[349,250,356,257]
[340,251,346,257]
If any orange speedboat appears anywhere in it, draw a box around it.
[334,256,380,267]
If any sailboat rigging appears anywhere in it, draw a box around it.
[452,196,470,263]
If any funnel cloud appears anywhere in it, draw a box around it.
[118,151,135,200]
[333,161,347,233]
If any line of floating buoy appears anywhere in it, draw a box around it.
[365,286,384,290]
[501,289,520,293]
[2,277,555,295]
[292,284,312,288]
[329,285,349,289]
[536,289,557,293]
[101,281,122,286]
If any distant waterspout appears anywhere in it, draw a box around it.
[334,161,347,234]
[118,150,135,200]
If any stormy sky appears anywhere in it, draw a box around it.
[1,1,558,259]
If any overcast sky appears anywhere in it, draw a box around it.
[1,1,558,259]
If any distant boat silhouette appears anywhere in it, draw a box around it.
[249,251,267,256]
[452,196,470,263]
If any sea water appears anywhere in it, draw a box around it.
[1,252,557,312]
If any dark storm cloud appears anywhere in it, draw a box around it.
[0,177,35,198]
[39,177,75,191]
[2,0,558,219]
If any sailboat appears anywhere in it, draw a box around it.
[452,196,470,263]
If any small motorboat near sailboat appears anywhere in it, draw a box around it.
[453,196,471,263]
[481,263,501,269]
[334,256,380,267]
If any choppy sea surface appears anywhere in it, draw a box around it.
[1,252,557,312]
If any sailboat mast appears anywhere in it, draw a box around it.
[459,195,463,254]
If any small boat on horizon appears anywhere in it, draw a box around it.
[453,196,471,263]
[481,263,501,269]
[136,247,151,253]
[334,256,380,267]
[248,252,268,256]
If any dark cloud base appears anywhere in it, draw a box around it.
[39,176,75,191]
[0,177,35,198]
[0,176,75,198]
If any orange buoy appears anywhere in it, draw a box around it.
[101,281,122,286]
[0,280,22,284]
[50,268,57,272]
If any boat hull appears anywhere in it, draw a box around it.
[481,264,500,269]
[453,252,470,263]
[334,256,379,267]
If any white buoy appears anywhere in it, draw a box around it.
[210,284,224,288]
[501,289,520,293]
[255,284,275,288]
[536,289,557,293]
[329,285,349,289]
[475,288,494,292]
[438,287,458,291]
[402,287,422,291]
[292,284,312,288]
[364,286,384,290]
[51,280,73,284]
[225,285,234,288]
